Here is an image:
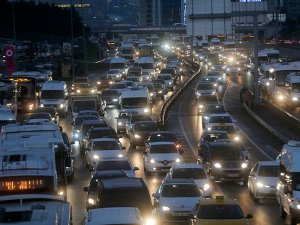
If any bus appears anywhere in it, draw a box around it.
[0,79,17,115]
[6,75,38,112]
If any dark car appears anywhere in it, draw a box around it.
[83,127,119,149]
[72,115,98,140]
[95,74,114,90]
[101,89,121,108]
[198,130,229,147]
[128,121,159,148]
[153,83,166,100]
[83,177,152,217]
[27,112,52,123]
[34,106,59,124]
[197,142,250,185]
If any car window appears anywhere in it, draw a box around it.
[172,168,207,179]
[257,165,279,177]
[150,145,177,154]
[161,184,201,197]
[197,204,244,219]
[93,141,120,150]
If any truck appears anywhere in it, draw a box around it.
[110,57,127,78]
[119,42,134,59]
[134,57,155,79]
[0,144,72,225]
[277,140,300,225]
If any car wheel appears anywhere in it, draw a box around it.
[249,189,259,203]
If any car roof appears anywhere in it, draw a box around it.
[257,161,280,166]
[150,131,175,135]
[101,177,144,189]
[149,142,176,146]
[203,130,227,135]
[92,170,128,179]
[163,179,196,184]
[91,138,119,142]
[172,163,204,169]
[98,157,130,162]
[200,197,239,205]
[87,207,142,225]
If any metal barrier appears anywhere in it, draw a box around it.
[159,60,201,129]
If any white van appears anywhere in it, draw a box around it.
[110,57,127,77]
[120,86,151,114]
[40,81,68,117]
[277,140,300,225]
[0,105,17,129]
[134,57,155,78]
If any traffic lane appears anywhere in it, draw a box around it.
[227,70,254,91]
[166,67,285,224]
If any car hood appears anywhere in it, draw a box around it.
[41,99,65,105]
[89,150,124,159]
[159,197,202,211]
[149,153,181,161]
[256,176,278,188]
[195,219,248,225]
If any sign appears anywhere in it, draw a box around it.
[0,179,45,191]
[3,45,15,73]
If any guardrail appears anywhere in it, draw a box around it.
[159,60,201,129]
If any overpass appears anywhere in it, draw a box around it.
[102,26,186,35]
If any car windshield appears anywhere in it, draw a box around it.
[207,72,221,76]
[99,75,110,80]
[35,108,56,117]
[79,83,93,88]
[150,144,177,154]
[29,113,51,120]
[122,98,148,108]
[292,83,300,93]
[150,133,176,142]
[111,83,126,89]
[206,105,225,114]
[134,123,158,132]
[161,184,201,197]
[74,116,97,127]
[258,165,279,177]
[97,161,131,170]
[210,147,242,160]
[139,63,153,69]
[197,204,244,219]
[73,101,96,113]
[159,75,172,80]
[78,111,97,117]
[209,116,232,123]
[108,70,120,74]
[74,78,87,82]
[110,63,124,69]
[131,115,152,123]
[41,90,64,99]
[93,141,120,150]
[90,130,117,139]
[173,168,207,179]
[212,125,236,134]
[204,133,228,141]
[82,122,107,135]
[197,83,214,90]
[102,90,120,96]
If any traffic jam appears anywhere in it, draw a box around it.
[0,37,300,225]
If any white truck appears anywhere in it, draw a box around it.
[120,86,151,115]
[40,81,68,118]
[0,145,72,225]
[277,140,300,225]
[119,42,134,59]
[110,57,127,79]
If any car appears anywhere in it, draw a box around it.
[75,82,97,95]
[135,82,156,102]
[157,74,174,91]
[115,109,138,134]
[248,161,279,202]
[197,96,219,115]
[140,71,152,82]
[190,196,253,225]
[143,142,183,174]
[83,177,151,217]
[146,131,182,151]
[83,127,119,149]
[85,138,125,169]
[194,82,217,101]
[153,83,166,100]
[165,164,212,197]
[125,114,153,135]
[210,124,240,141]
[72,115,99,140]
[202,104,226,117]
[95,74,114,91]
[93,157,139,177]
[27,112,52,123]
[107,69,123,81]
[77,110,101,118]
[34,106,59,124]
[152,179,203,223]
[80,120,109,150]
[202,113,234,130]
[224,65,241,75]
[101,89,121,108]
[84,207,143,225]
[128,121,159,148]
[198,130,229,147]
[206,71,225,84]
[110,82,127,94]
[198,142,250,185]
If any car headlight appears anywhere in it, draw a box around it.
[277,94,285,101]
[58,190,64,196]
[203,183,210,191]
[233,136,240,141]
[227,68,230,71]
[145,217,156,225]
[134,134,141,139]
[292,97,298,101]
[74,133,79,138]
[93,154,100,160]
[91,89,95,93]
[40,104,44,107]
[118,122,123,126]
[196,92,201,96]
[150,159,155,164]
[218,77,222,80]
[162,206,170,212]
[211,67,215,70]
[60,104,64,108]
[29,104,34,110]
[238,68,241,71]
[97,81,101,84]
[175,158,181,163]
[77,89,81,93]
[256,182,264,188]
[199,105,204,109]
[88,198,95,205]
[150,93,154,96]
[158,90,162,93]
[112,98,118,102]
[241,162,248,169]
[214,162,222,168]
[118,154,123,158]
[109,81,113,84]
[144,108,149,113]
[168,81,172,85]
[266,81,270,86]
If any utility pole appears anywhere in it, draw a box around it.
[253,15,260,105]
[82,22,88,74]
[275,0,279,43]
[11,0,18,70]
[70,0,75,79]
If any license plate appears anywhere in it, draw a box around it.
[161,168,170,172]
[227,173,239,178]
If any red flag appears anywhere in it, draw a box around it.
[3,45,15,73]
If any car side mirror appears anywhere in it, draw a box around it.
[122,147,126,150]
[70,141,75,145]
[152,193,159,198]
[245,214,253,219]
[134,166,139,171]
[83,187,89,192]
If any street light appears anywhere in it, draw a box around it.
[70,0,75,79]
[82,22,88,74]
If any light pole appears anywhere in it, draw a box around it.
[82,22,88,74]
[11,0,18,70]
[70,0,75,79]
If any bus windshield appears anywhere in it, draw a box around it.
[41,90,65,99]
[122,98,148,108]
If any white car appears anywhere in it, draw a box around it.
[248,161,279,202]
[225,65,241,75]
[165,163,212,197]
[194,82,216,99]
[93,157,139,177]
[85,138,126,168]
[107,69,123,81]
[203,113,234,130]
[143,142,183,174]
[85,207,143,225]
[152,179,203,223]
[157,74,174,90]
[206,71,225,83]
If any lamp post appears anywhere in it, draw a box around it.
[70,0,75,79]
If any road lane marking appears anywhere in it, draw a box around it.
[223,81,274,161]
